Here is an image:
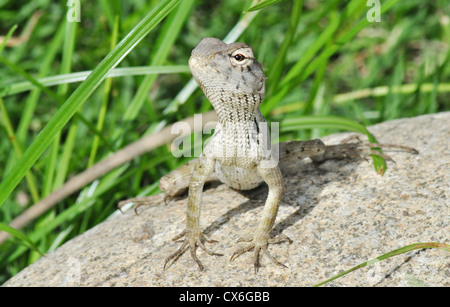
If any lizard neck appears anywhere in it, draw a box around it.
[205,89,263,124]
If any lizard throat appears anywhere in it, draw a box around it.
[205,89,263,123]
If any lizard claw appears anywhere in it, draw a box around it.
[230,233,292,273]
[164,229,223,271]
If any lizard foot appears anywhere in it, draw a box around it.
[164,229,223,271]
[230,233,292,273]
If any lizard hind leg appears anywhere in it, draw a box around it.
[229,164,292,273]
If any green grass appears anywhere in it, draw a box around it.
[0,0,449,284]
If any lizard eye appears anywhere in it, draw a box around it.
[234,54,245,61]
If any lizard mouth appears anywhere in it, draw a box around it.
[189,55,227,83]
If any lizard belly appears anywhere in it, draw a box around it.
[204,120,270,191]
[215,162,263,190]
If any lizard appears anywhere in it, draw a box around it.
[121,37,417,273]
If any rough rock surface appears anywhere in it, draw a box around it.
[3,113,449,287]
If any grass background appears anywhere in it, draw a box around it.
[0,0,449,284]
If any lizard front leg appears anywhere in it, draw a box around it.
[230,161,292,273]
[164,154,222,271]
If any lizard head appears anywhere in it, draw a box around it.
[189,37,266,98]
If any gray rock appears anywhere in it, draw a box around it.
[3,113,449,287]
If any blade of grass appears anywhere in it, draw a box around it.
[0,222,43,257]
[0,96,40,202]
[52,22,80,192]
[0,52,113,149]
[0,25,18,54]
[309,84,326,139]
[53,120,79,191]
[427,51,448,114]
[42,19,78,198]
[427,67,439,114]
[267,0,302,97]
[303,31,334,117]
[383,53,405,121]
[245,0,283,12]
[313,242,450,287]
[0,55,62,103]
[47,225,74,253]
[264,0,402,115]
[99,0,117,30]
[279,11,341,88]
[0,0,181,208]
[0,66,190,97]
[88,16,120,167]
[261,10,341,114]
[15,24,65,146]
[332,83,450,104]
[122,0,195,121]
[304,0,401,80]
[281,115,374,136]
